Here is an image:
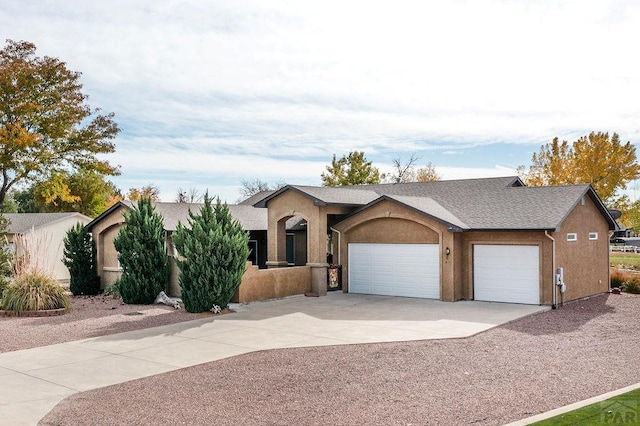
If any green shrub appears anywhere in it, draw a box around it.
[622,278,640,294]
[1,271,69,312]
[63,222,101,296]
[173,194,249,313]
[113,198,168,304]
[0,277,7,301]
[103,279,121,298]
[0,213,14,293]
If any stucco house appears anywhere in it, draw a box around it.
[85,201,307,297]
[87,176,615,307]
[254,176,616,307]
[4,213,92,283]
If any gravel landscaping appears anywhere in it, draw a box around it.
[36,292,640,426]
[0,295,206,353]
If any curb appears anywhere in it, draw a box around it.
[504,382,640,425]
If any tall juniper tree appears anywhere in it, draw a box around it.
[113,198,168,304]
[63,222,100,295]
[173,194,249,313]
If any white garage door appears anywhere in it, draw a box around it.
[474,245,540,305]
[348,243,439,299]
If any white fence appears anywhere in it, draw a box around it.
[611,245,640,253]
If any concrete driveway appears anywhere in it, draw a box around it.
[0,292,547,425]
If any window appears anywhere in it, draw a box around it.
[567,233,577,242]
[589,232,598,240]
[247,240,258,265]
[286,233,295,265]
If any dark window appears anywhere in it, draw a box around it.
[286,233,295,265]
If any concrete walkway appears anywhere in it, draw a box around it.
[0,293,547,425]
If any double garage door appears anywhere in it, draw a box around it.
[348,243,540,305]
[348,243,440,299]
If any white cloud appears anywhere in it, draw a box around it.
[3,0,640,201]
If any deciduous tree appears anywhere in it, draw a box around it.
[0,40,119,209]
[175,187,202,203]
[387,154,419,183]
[32,170,121,217]
[127,184,160,202]
[321,151,381,186]
[519,132,640,204]
[239,178,287,199]
[415,162,441,182]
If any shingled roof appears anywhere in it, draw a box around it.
[4,213,90,234]
[87,201,268,232]
[152,203,267,231]
[255,176,617,231]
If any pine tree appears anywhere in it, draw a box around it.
[173,194,249,313]
[113,198,168,304]
[63,222,100,295]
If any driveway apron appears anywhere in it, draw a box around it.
[0,292,548,425]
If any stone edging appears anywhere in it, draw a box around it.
[0,308,69,317]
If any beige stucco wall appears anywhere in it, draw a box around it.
[460,231,552,304]
[90,205,127,289]
[332,196,609,305]
[333,199,452,300]
[11,215,92,283]
[234,262,311,303]
[266,190,352,266]
[553,195,610,302]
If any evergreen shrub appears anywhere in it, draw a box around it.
[173,195,249,313]
[113,198,168,304]
[63,222,100,295]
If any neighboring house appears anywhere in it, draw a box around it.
[86,201,306,297]
[4,213,92,283]
[254,176,617,306]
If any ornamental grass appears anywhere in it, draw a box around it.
[1,271,69,312]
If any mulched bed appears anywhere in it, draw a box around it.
[39,293,640,426]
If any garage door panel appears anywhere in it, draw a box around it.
[474,245,539,305]
[349,243,439,299]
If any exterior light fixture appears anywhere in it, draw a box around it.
[445,247,450,256]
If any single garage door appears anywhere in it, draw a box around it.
[474,244,540,304]
[348,243,439,298]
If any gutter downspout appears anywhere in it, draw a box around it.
[545,231,557,309]
[330,227,341,265]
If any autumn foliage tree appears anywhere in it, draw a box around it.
[321,151,381,186]
[0,40,119,209]
[386,154,441,183]
[33,170,121,217]
[127,184,161,202]
[519,132,640,204]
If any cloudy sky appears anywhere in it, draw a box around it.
[2,0,640,202]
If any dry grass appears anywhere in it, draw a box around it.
[1,271,69,312]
